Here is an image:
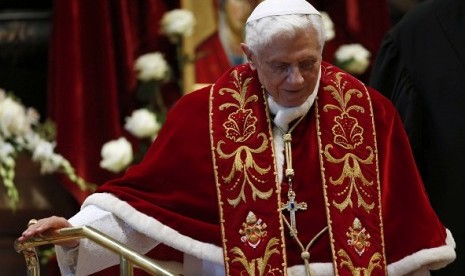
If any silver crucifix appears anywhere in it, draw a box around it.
[281,188,307,237]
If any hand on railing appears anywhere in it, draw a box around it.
[19,217,79,248]
[15,219,176,276]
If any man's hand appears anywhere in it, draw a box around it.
[19,216,79,248]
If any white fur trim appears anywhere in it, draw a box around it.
[82,193,455,275]
[82,193,224,265]
[387,229,456,275]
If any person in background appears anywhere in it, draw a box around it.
[370,0,464,274]
[195,0,259,84]
[20,0,455,275]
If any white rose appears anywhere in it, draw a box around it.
[334,43,371,75]
[100,137,133,173]
[161,9,196,42]
[320,11,335,41]
[134,52,170,82]
[28,138,65,173]
[0,97,29,137]
[31,139,56,162]
[124,109,161,139]
[23,132,40,151]
[38,154,64,174]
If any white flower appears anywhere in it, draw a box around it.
[100,137,133,173]
[0,88,95,209]
[334,43,371,75]
[23,131,41,151]
[31,139,56,162]
[0,97,29,138]
[320,11,335,41]
[0,139,15,161]
[124,108,161,139]
[134,52,170,82]
[30,138,63,173]
[38,154,65,174]
[161,9,196,42]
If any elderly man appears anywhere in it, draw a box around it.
[21,0,455,275]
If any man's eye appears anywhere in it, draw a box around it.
[272,64,288,72]
[299,61,314,70]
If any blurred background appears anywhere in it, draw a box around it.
[0,0,422,274]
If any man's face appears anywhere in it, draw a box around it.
[244,27,322,107]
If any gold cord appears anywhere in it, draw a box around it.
[282,216,328,276]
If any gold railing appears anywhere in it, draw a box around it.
[14,226,176,276]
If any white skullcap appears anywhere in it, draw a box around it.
[247,0,320,23]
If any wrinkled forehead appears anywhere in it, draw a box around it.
[258,30,321,61]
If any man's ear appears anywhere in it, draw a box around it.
[241,43,257,70]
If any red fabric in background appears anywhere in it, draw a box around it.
[47,0,180,203]
[47,0,389,203]
[309,0,391,82]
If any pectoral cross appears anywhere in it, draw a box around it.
[275,117,308,237]
[281,188,307,237]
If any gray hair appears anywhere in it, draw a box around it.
[244,14,326,56]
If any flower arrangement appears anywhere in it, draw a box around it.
[0,89,95,210]
[160,9,196,44]
[320,12,372,76]
[334,43,371,75]
[99,9,195,174]
[160,8,196,92]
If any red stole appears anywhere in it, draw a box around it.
[210,63,387,275]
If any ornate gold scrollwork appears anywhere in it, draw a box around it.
[323,72,375,213]
[338,249,383,276]
[216,70,273,207]
[230,237,282,276]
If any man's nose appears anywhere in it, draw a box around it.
[287,65,304,84]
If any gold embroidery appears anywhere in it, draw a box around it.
[239,211,268,248]
[216,70,273,207]
[347,218,371,256]
[323,72,375,212]
[317,66,387,275]
[338,249,383,276]
[230,237,283,276]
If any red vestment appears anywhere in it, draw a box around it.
[88,62,455,275]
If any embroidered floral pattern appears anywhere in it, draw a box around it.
[338,249,383,276]
[216,69,273,207]
[230,237,282,276]
[322,72,375,213]
[224,108,257,142]
[333,113,363,150]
